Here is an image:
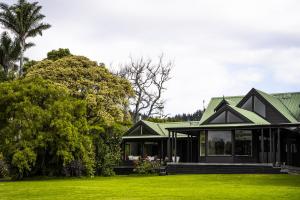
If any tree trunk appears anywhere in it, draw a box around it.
[3,65,9,79]
[19,41,25,77]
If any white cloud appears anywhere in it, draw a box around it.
[3,0,300,115]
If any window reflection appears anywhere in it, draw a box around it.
[208,131,232,155]
[235,130,252,156]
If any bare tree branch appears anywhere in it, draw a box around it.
[118,54,172,122]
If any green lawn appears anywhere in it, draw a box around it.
[0,174,300,200]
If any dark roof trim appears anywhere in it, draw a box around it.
[166,122,300,132]
[236,88,291,122]
[214,98,229,112]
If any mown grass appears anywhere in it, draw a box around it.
[0,174,299,200]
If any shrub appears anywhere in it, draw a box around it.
[134,160,160,175]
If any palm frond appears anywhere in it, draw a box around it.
[27,23,51,37]
[24,42,35,50]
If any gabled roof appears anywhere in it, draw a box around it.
[123,89,300,136]
[200,95,242,124]
[214,98,235,112]
[255,89,297,123]
[123,120,200,138]
[200,89,300,125]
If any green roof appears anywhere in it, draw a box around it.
[229,105,270,125]
[200,95,242,124]
[256,90,298,123]
[123,120,200,138]
[200,89,300,125]
[273,92,300,121]
[123,89,300,137]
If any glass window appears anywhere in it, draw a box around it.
[210,111,226,123]
[241,96,252,111]
[254,96,266,117]
[208,131,232,155]
[227,111,244,123]
[235,130,252,156]
[199,131,206,156]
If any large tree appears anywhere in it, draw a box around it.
[0,78,94,179]
[119,54,172,122]
[0,0,50,77]
[26,54,134,175]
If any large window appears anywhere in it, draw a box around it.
[241,96,252,111]
[208,131,232,155]
[199,131,206,156]
[227,111,243,123]
[210,111,226,123]
[235,130,252,156]
[254,96,266,117]
[241,95,266,117]
[210,111,244,124]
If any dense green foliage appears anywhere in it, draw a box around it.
[0,52,134,178]
[25,55,133,176]
[0,175,299,200]
[47,48,71,61]
[26,55,133,127]
[0,78,94,178]
[23,60,38,75]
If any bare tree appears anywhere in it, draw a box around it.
[119,54,172,122]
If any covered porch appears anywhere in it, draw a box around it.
[166,123,300,167]
[121,120,197,163]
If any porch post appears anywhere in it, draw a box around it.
[205,130,208,157]
[171,132,174,162]
[174,132,177,162]
[161,139,164,162]
[167,131,171,162]
[272,129,276,166]
[269,128,272,164]
[197,134,200,162]
[232,129,235,158]
[261,129,264,163]
[190,135,193,162]
[187,134,190,162]
[122,141,126,160]
[277,128,281,165]
[141,142,144,158]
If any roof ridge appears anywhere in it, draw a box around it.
[211,95,244,99]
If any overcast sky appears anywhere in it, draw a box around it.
[3,0,300,115]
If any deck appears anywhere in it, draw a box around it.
[114,162,285,175]
[166,162,284,174]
